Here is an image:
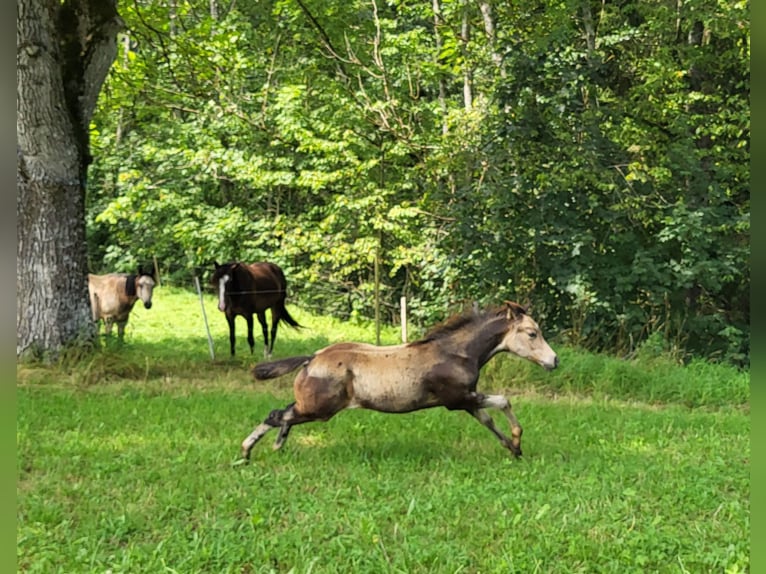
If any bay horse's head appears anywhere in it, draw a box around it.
[132,266,156,309]
[500,301,559,371]
[211,261,239,312]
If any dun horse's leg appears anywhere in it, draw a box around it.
[104,319,113,336]
[240,402,295,459]
[256,312,269,357]
[117,321,127,340]
[226,315,236,356]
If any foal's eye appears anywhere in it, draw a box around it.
[528,332,537,339]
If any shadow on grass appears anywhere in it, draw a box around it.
[242,431,463,467]
[17,332,337,387]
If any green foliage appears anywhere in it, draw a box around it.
[431,0,749,365]
[86,0,749,365]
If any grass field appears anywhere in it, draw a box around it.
[17,287,750,573]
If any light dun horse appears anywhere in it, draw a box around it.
[240,301,559,461]
[88,268,156,339]
[210,261,301,357]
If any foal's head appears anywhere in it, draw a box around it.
[500,302,559,371]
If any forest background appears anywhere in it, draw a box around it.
[86,0,750,367]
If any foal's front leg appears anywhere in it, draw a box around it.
[468,394,523,457]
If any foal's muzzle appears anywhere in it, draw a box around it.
[542,355,559,371]
[144,301,153,309]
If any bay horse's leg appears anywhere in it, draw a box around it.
[246,313,256,355]
[226,314,236,356]
[268,308,280,358]
[467,394,524,458]
[117,321,127,341]
[240,402,295,459]
[256,312,269,357]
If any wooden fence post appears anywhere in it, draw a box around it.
[400,296,407,343]
[153,255,161,287]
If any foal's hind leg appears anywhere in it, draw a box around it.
[468,394,524,458]
[272,404,328,450]
[241,402,295,459]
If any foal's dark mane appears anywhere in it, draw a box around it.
[410,306,507,346]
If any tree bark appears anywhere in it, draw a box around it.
[17,0,123,359]
[432,0,448,134]
[461,3,473,111]
[478,0,503,72]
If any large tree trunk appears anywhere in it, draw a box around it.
[17,0,122,360]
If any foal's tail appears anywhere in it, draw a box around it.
[253,355,312,380]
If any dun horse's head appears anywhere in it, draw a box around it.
[500,301,559,371]
[134,267,156,309]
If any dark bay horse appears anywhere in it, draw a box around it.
[211,261,301,357]
[240,301,559,460]
[88,268,156,339]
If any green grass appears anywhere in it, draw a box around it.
[17,287,750,573]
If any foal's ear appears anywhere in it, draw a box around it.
[504,301,527,320]
[214,261,221,269]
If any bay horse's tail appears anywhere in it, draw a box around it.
[278,302,301,329]
[253,355,312,380]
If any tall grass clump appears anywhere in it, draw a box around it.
[478,345,747,409]
[18,286,748,410]
[515,348,748,408]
